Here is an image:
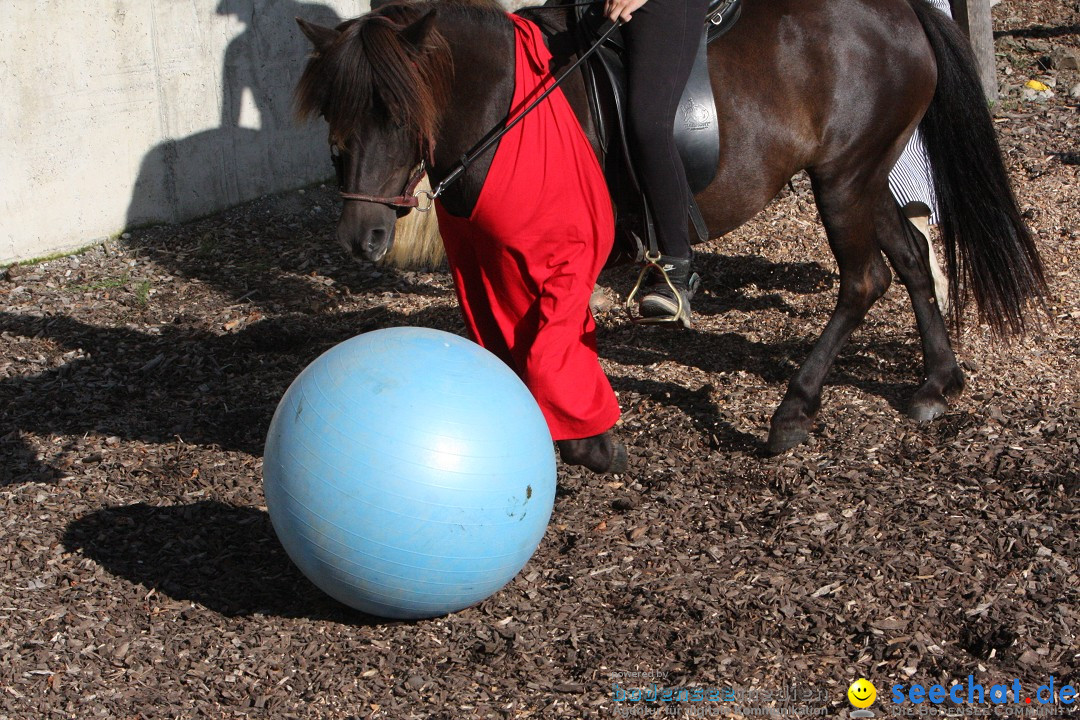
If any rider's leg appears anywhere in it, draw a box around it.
[622,0,708,325]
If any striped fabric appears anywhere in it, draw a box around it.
[888,0,953,222]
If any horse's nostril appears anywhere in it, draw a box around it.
[364,228,388,256]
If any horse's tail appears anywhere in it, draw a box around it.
[383,175,447,270]
[910,0,1048,335]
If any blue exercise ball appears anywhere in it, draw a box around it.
[262,327,557,619]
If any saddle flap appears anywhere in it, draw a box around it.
[677,30,719,195]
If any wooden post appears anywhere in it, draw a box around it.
[950,0,999,102]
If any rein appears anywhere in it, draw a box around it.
[338,14,623,211]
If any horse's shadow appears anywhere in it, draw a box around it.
[609,374,765,454]
[697,252,837,297]
[598,251,921,444]
[599,252,834,324]
[62,500,387,624]
[2,222,914,487]
[0,303,466,486]
[605,321,920,427]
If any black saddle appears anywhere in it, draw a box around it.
[570,0,742,261]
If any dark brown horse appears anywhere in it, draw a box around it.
[294,0,1046,456]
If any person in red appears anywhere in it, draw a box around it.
[434,14,626,474]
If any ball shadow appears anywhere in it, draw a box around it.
[62,500,393,625]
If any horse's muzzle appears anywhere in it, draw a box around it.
[338,220,394,264]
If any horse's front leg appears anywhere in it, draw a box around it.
[557,432,628,474]
[767,186,893,454]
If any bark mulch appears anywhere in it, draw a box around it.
[1,3,1078,718]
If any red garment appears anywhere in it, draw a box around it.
[435,14,619,441]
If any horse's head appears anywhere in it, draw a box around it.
[295,7,450,263]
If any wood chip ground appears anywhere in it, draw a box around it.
[1,3,1077,718]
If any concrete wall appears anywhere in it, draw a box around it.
[0,0,368,264]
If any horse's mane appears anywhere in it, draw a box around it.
[295,1,506,148]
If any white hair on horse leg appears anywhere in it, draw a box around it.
[381,174,447,270]
[905,205,951,318]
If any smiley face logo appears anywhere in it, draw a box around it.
[847,678,877,709]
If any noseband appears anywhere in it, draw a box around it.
[333,145,434,213]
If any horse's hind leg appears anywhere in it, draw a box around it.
[767,181,893,454]
[877,197,966,421]
[903,202,950,317]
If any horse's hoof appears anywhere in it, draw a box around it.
[765,424,809,455]
[607,440,629,474]
[557,432,627,474]
[589,284,616,315]
[907,396,948,423]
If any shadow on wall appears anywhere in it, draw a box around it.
[125,0,344,229]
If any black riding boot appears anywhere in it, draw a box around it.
[638,254,700,327]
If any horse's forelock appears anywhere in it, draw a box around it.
[295,23,367,143]
[294,6,452,149]
[362,10,452,144]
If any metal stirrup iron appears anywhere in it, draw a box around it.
[625,251,692,328]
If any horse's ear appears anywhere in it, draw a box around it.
[296,17,340,52]
[398,9,437,52]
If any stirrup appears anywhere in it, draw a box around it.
[625,251,697,329]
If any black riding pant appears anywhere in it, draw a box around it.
[623,0,708,260]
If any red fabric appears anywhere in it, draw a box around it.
[434,14,619,441]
